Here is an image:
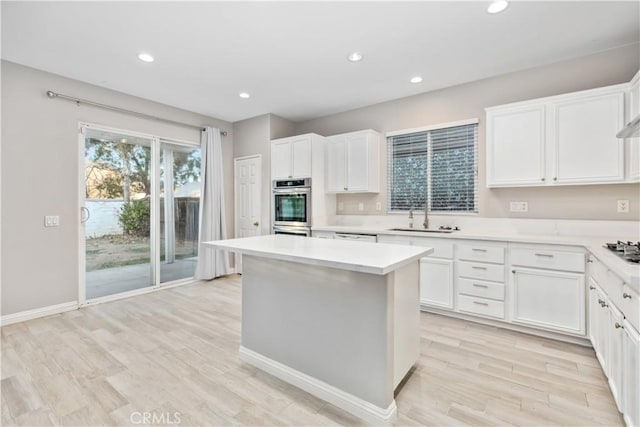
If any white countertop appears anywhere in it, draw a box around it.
[203,234,433,275]
[312,225,640,289]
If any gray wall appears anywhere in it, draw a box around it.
[232,114,295,235]
[294,44,640,220]
[1,61,234,316]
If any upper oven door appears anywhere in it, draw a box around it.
[273,188,310,226]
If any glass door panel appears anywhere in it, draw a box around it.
[84,129,153,299]
[160,141,201,284]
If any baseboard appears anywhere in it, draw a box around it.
[1,301,78,326]
[239,346,397,426]
[422,306,591,347]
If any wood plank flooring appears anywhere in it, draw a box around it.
[1,275,624,426]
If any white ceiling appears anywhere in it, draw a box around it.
[2,1,638,123]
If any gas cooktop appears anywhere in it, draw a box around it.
[604,241,640,264]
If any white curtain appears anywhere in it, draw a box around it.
[195,126,230,280]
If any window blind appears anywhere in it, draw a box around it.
[387,122,477,213]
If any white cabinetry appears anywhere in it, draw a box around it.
[486,84,627,187]
[509,244,585,336]
[550,90,624,184]
[326,130,380,193]
[378,234,454,310]
[622,318,640,427]
[312,230,334,239]
[588,253,640,423]
[456,241,506,320]
[486,104,545,186]
[270,135,312,180]
[628,70,640,182]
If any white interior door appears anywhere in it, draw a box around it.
[234,155,262,273]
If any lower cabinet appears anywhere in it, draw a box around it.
[607,302,625,411]
[419,258,454,310]
[622,319,640,427]
[511,267,585,335]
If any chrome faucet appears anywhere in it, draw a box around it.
[423,201,429,229]
[408,208,414,228]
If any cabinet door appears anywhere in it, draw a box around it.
[486,105,545,187]
[629,74,640,181]
[511,268,585,335]
[291,136,312,178]
[607,303,624,411]
[271,140,292,179]
[551,92,625,184]
[419,258,454,310]
[588,277,599,345]
[595,288,610,376]
[346,133,369,191]
[622,320,640,427]
[326,137,347,192]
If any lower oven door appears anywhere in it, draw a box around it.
[272,226,311,237]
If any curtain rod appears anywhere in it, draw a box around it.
[45,90,228,136]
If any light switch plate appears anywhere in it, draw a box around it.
[338,202,344,211]
[358,202,364,212]
[375,202,382,211]
[45,215,60,227]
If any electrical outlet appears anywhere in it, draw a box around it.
[617,199,629,213]
[338,202,344,211]
[509,201,528,213]
[44,215,60,227]
[375,201,382,211]
[358,202,364,212]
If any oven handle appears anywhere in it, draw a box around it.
[273,188,311,195]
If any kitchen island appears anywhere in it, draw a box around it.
[203,235,432,425]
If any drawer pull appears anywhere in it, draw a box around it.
[535,253,554,258]
[623,293,632,299]
[472,266,487,270]
[472,283,489,288]
[598,299,605,305]
[473,301,489,306]
[589,286,596,290]
[615,322,624,329]
[472,248,487,252]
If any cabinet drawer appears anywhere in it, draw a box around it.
[457,243,505,264]
[458,261,505,282]
[458,294,505,319]
[458,278,505,301]
[511,247,585,272]
[622,285,640,332]
[411,237,454,259]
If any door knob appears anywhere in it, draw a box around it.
[253,222,259,227]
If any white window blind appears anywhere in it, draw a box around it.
[387,122,477,213]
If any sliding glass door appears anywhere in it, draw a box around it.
[160,141,201,283]
[81,125,201,302]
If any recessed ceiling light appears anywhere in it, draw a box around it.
[347,52,363,62]
[487,0,509,14]
[137,52,155,63]
[239,92,250,99]
[410,76,423,84]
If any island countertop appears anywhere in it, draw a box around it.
[203,234,433,275]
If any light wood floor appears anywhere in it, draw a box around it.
[1,275,624,426]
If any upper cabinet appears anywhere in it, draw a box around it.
[486,84,628,188]
[628,70,640,182]
[326,129,380,193]
[271,135,312,180]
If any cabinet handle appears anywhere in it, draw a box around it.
[512,270,516,274]
[589,286,596,290]
[472,248,487,252]
[535,253,554,258]
[587,259,593,263]
[473,301,489,306]
[288,175,293,178]
[615,323,624,329]
[344,187,348,191]
[472,283,489,288]
[598,299,605,305]
[623,293,632,299]
[553,177,558,181]
[472,266,487,270]
[541,177,545,182]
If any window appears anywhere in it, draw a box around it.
[387,121,478,213]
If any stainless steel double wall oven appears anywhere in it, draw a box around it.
[272,178,311,236]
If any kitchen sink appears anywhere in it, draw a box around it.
[387,228,456,233]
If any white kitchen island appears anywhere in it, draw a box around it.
[203,235,432,425]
